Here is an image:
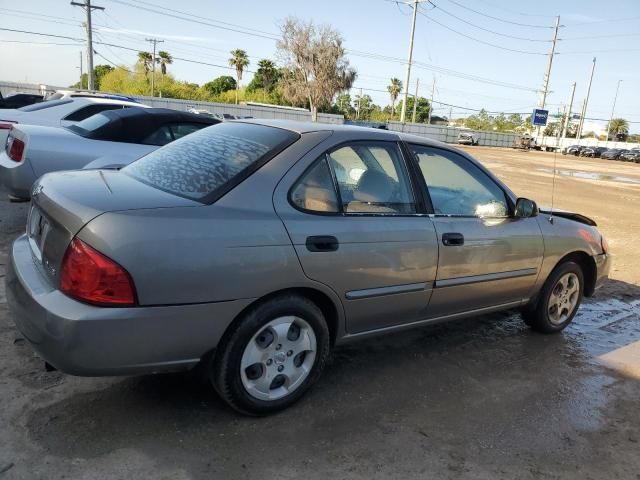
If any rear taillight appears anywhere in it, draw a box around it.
[60,238,137,306]
[7,137,25,162]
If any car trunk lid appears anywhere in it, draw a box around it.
[28,169,199,284]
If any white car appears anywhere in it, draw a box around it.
[0,107,219,200]
[0,95,147,147]
[457,131,479,146]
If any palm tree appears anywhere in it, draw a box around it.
[257,59,277,101]
[157,51,173,75]
[137,51,154,76]
[607,118,629,138]
[229,49,250,104]
[387,78,402,116]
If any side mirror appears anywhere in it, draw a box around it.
[515,198,538,218]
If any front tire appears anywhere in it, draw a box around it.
[523,261,584,333]
[211,295,330,415]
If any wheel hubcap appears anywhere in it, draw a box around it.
[548,272,580,325]
[240,316,317,401]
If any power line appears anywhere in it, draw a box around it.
[470,0,555,18]
[417,7,548,55]
[428,1,551,42]
[441,0,554,28]
[108,0,278,40]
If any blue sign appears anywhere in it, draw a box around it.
[532,109,549,126]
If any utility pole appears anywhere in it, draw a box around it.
[536,15,561,137]
[146,38,164,97]
[356,88,362,120]
[400,0,427,123]
[78,51,83,89]
[448,106,452,126]
[561,82,576,142]
[411,78,419,123]
[70,0,104,91]
[427,77,436,125]
[606,80,622,141]
[576,57,596,143]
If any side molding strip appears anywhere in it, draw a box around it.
[345,282,428,300]
[435,268,538,288]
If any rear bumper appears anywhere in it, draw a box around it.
[6,235,254,376]
[593,252,611,293]
[0,151,36,199]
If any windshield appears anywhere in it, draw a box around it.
[123,122,299,203]
[67,113,111,136]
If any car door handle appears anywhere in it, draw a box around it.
[306,236,339,252]
[442,232,464,246]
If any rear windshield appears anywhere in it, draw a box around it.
[123,122,299,202]
[19,99,73,112]
[67,113,111,136]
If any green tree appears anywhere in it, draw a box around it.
[229,49,250,104]
[387,78,402,115]
[334,93,353,117]
[396,96,431,123]
[277,17,357,121]
[156,51,173,75]
[247,59,282,101]
[354,93,376,119]
[70,64,114,90]
[464,109,493,131]
[203,75,237,96]
[137,51,153,76]
[607,118,629,137]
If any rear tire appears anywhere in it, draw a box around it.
[522,261,584,333]
[211,294,330,415]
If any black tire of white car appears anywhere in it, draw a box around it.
[211,294,330,415]
[523,261,584,334]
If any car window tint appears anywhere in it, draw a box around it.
[68,113,111,135]
[63,104,128,121]
[328,142,416,214]
[142,125,174,146]
[412,145,508,217]
[290,156,339,213]
[123,122,298,202]
[169,123,207,140]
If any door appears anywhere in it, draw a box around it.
[275,140,438,333]
[409,144,544,317]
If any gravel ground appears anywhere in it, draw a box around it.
[1,147,639,479]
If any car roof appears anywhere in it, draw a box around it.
[100,107,220,124]
[236,118,449,148]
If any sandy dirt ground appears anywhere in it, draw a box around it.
[1,147,639,480]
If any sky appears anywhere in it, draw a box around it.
[1,0,639,132]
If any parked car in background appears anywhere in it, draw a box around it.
[562,145,583,156]
[46,90,141,103]
[579,146,608,158]
[0,96,146,147]
[601,148,627,160]
[0,93,45,109]
[0,108,219,200]
[6,120,610,415]
[619,149,640,162]
[457,131,479,145]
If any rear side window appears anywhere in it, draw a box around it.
[67,113,111,136]
[63,104,129,121]
[290,157,339,213]
[123,122,299,202]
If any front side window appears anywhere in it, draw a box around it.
[327,142,416,214]
[290,157,339,213]
[124,122,298,202]
[411,145,509,217]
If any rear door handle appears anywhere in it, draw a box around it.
[306,235,339,252]
[442,232,464,246]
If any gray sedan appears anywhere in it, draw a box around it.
[6,120,610,415]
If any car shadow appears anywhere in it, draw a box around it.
[20,278,640,478]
